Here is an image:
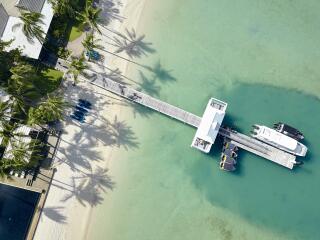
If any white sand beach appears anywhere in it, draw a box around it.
[33,0,147,239]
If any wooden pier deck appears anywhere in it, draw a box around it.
[218,128,296,169]
[90,77,201,127]
[89,76,297,169]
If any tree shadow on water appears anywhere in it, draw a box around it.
[137,71,161,97]
[144,61,177,84]
[130,102,154,119]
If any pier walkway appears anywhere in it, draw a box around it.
[89,76,296,169]
[218,128,296,169]
[90,77,201,127]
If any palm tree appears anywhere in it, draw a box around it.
[0,39,13,51]
[82,33,103,61]
[0,99,32,125]
[0,121,31,148]
[67,54,87,85]
[0,121,18,145]
[50,0,78,18]
[79,1,102,33]
[0,141,32,177]
[7,63,39,112]
[0,40,22,85]
[0,100,12,122]
[28,95,68,125]
[15,12,45,43]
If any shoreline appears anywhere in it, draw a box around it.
[33,0,148,239]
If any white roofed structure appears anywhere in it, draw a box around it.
[191,98,227,153]
[2,125,33,162]
[0,0,54,59]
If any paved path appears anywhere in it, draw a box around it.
[66,32,86,57]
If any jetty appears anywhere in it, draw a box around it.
[88,76,298,170]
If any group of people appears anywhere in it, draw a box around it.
[118,84,142,101]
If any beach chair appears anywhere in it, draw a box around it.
[71,114,85,123]
[79,99,92,106]
[75,105,89,114]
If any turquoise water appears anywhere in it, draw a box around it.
[88,0,320,239]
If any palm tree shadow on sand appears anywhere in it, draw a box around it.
[41,206,67,224]
[108,115,140,150]
[98,0,125,26]
[112,28,156,59]
[61,167,115,207]
[46,88,140,216]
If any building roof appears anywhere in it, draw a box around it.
[0,0,53,59]
[191,98,227,153]
[16,0,46,13]
[0,4,9,37]
[195,98,227,144]
[3,125,33,162]
[0,0,20,17]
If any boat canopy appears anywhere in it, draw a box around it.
[258,126,297,150]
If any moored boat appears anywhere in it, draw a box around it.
[273,122,304,140]
[251,125,307,157]
[220,139,238,171]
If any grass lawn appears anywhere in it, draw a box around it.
[68,22,84,42]
[35,68,63,97]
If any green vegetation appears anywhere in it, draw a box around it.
[28,95,68,125]
[0,40,67,176]
[69,22,84,42]
[67,54,87,85]
[39,68,63,94]
[78,1,102,33]
[17,12,45,43]
[44,0,87,58]
[0,0,148,176]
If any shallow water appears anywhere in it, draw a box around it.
[87,0,320,239]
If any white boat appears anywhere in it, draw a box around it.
[251,125,308,157]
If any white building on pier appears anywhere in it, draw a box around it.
[191,98,227,153]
